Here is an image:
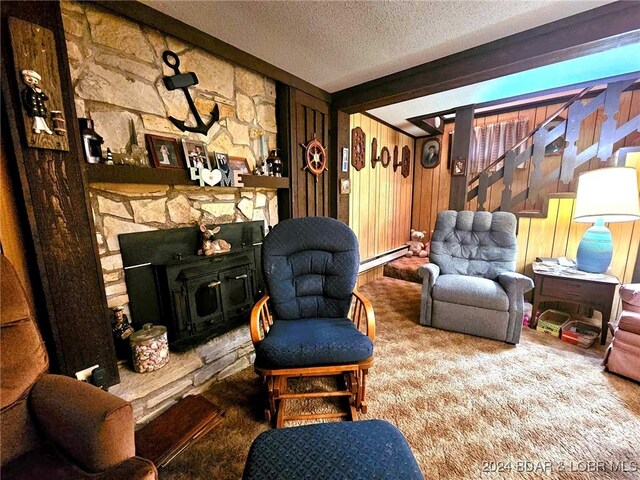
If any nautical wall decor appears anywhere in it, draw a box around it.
[401,145,411,178]
[393,145,399,172]
[301,134,328,181]
[380,146,391,168]
[370,137,380,168]
[9,17,69,151]
[351,126,366,171]
[162,50,220,135]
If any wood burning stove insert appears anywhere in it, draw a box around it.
[119,221,264,351]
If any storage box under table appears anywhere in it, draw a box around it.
[536,309,570,337]
[561,320,600,348]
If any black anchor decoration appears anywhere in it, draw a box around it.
[162,50,219,135]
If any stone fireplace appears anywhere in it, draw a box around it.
[60,0,281,423]
[91,184,276,425]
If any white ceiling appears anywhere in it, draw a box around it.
[143,0,614,93]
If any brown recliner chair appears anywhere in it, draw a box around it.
[0,255,157,479]
[604,284,640,383]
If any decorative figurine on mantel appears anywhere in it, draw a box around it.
[79,117,104,164]
[111,306,134,360]
[267,148,283,177]
[198,223,231,256]
[113,118,149,167]
[21,69,53,135]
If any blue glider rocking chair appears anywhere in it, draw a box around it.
[250,217,375,427]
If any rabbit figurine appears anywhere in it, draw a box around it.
[197,223,231,256]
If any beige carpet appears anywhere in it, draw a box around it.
[160,277,640,480]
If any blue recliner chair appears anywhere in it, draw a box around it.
[419,211,534,344]
[250,217,375,427]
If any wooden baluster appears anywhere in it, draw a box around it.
[501,149,516,212]
[597,80,633,163]
[528,128,548,207]
[477,171,488,211]
[561,100,583,184]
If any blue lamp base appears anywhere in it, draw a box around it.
[576,218,613,273]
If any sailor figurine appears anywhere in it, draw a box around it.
[21,69,53,135]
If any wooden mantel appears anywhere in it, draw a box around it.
[85,164,289,189]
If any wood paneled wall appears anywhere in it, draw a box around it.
[411,125,453,238]
[410,90,640,284]
[411,89,640,237]
[349,114,414,261]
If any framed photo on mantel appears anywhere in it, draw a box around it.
[146,134,184,169]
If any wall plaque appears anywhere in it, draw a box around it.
[351,126,365,171]
[9,17,69,151]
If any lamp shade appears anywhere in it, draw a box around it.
[573,167,640,223]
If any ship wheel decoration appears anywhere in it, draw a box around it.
[300,133,328,181]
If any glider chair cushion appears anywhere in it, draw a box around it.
[254,317,374,368]
[250,217,375,427]
[420,211,533,344]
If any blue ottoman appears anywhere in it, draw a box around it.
[243,420,423,480]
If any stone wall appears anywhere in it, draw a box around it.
[109,325,254,427]
[61,0,277,167]
[92,183,276,423]
[92,183,277,309]
[60,0,281,421]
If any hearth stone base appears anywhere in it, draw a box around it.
[108,325,254,427]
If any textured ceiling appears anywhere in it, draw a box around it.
[143,0,614,93]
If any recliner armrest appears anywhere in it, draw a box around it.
[497,271,534,294]
[30,374,136,473]
[418,263,440,326]
[95,456,157,480]
[418,263,440,288]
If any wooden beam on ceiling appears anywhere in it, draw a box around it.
[90,0,331,104]
[332,1,640,113]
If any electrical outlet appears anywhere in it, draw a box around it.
[75,365,99,382]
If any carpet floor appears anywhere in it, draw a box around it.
[160,277,640,480]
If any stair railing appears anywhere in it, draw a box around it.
[466,77,639,216]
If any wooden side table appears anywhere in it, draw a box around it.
[531,263,620,345]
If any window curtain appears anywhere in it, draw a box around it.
[470,118,529,173]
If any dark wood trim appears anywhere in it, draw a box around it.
[90,0,331,104]
[412,74,640,130]
[362,112,417,140]
[275,82,293,221]
[240,175,289,189]
[1,0,118,386]
[449,106,475,210]
[85,164,289,189]
[87,164,191,185]
[331,108,350,223]
[333,2,640,113]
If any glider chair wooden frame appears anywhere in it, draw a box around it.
[248,216,375,428]
[250,290,375,427]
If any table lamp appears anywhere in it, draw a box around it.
[574,167,640,273]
